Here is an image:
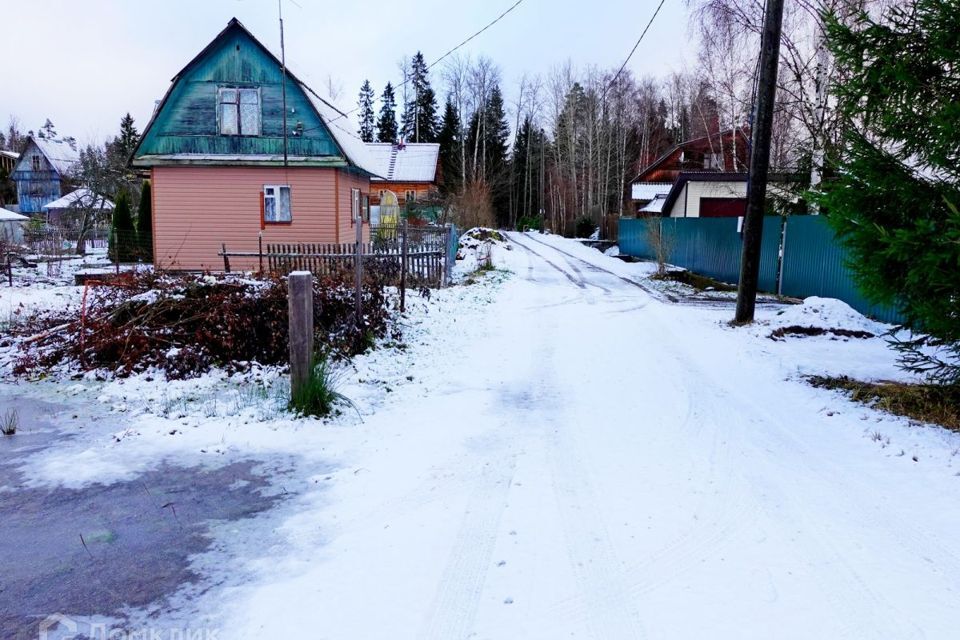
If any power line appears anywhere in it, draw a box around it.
[603,0,666,99]
[313,0,528,134]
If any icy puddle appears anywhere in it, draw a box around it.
[0,393,287,639]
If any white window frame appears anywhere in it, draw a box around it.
[351,188,361,224]
[218,86,261,136]
[405,190,416,203]
[263,185,292,223]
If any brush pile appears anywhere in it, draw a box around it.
[9,270,393,379]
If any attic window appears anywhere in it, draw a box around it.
[218,87,261,136]
[32,155,41,171]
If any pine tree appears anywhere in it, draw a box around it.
[357,80,376,142]
[376,83,398,144]
[400,52,439,143]
[822,0,960,384]
[437,98,461,195]
[109,189,136,263]
[137,181,153,262]
[38,119,57,140]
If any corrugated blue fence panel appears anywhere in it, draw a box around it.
[618,217,780,292]
[781,216,902,323]
[618,218,655,259]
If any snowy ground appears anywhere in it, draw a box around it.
[2,233,959,639]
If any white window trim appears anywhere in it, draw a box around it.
[351,187,361,224]
[263,184,292,223]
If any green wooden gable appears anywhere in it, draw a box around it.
[133,19,350,167]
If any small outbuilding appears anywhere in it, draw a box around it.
[0,208,29,245]
[42,187,115,226]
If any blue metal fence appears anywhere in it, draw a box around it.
[619,217,780,292]
[618,215,902,323]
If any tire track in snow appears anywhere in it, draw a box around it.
[419,452,518,640]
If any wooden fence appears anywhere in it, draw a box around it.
[219,224,453,288]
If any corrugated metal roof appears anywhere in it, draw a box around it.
[33,138,80,176]
[365,143,439,182]
[631,182,671,201]
[42,187,115,211]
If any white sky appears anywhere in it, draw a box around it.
[0,0,695,146]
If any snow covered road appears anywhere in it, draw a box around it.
[210,233,960,639]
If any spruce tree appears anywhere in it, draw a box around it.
[822,0,960,384]
[117,113,140,159]
[436,98,461,195]
[357,80,376,142]
[483,85,511,226]
[137,181,153,262]
[376,83,398,143]
[400,52,439,143]
[109,189,136,263]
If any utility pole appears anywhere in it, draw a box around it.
[279,0,289,167]
[734,0,784,324]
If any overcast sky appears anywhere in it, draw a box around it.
[1,0,694,146]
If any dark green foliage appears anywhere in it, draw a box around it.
[109,190,136,263]
[510,117,548,227]
[137,181,153,262]
[0,164,15,208]
[465,85,510,226]
[574,216,596,238]
[357,80,376,143]
[289,354,354,418]
[400,52,439,143]
[376,82,399,143]
[822,0,960,384]
[437,97,461,195]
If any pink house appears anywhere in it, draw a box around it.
[132,19,379,271]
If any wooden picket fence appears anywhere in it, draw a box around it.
[219,224,452,288]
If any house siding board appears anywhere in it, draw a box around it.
[137,27,341,160]
[152,166,345,270]
[337,170,370,242]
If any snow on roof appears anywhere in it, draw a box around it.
[639,194,667,213]
[365,143,440,182]
[42,187,115,211]
[303,91,382,177]
[0,150,19,160]
[0,208,29,221]
[631,182,672,201]
[33,137,80,176]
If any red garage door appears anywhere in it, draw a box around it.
[700,197,746,217]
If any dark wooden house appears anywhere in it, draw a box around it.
[633,127,750,185]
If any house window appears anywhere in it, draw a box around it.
[219,87,261,136]
[32,155,41,171]
[351,188,361,223]
[705,152,723,169]
[405,190,416,203]
[263,185,291,223]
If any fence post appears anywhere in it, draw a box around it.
[258,232,264,274]
[221,243,231,273]
[400,216,409,312]
[288,271,314,400]
[355,213,363,324]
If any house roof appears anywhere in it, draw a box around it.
[639,194,668,213]
[0,150,19,160]
[29,137,80,176]
[133,18,380,176]
[630,182,672,201]
[365,143,440,182]
[42,187,115,211]
[633,127,750,183]
[0,208,29,221]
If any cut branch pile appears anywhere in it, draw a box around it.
[10,270,392,379]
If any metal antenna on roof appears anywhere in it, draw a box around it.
[279,0,289,168]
